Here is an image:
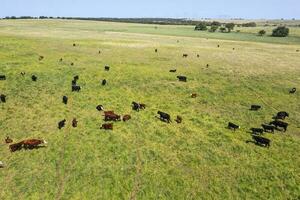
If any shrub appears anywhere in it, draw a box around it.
[195,22,207,31]
[225,23,235,32]
[272,26,289,37]
[258,30,266,36]
[209,25,219,32]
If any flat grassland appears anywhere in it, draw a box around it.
[0,20,300,199]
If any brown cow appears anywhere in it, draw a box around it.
[104,113,121,121]
[123,115,131,122]
[22,139,47,149]
[191,94,197,98]
[100,123,113,130]
[5,136,13,144]
[9,142,23,152]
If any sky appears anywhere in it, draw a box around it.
[0,0,299,19]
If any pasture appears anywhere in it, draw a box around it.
[0,19,300,199]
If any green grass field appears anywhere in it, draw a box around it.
[0,19,300,200]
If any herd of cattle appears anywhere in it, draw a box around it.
[0,44,298,168]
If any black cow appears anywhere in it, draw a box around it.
[58,119,66,129]
[169,69,177,73]
[270,121,288,132]
[197,54,200,58]
[72,80,77,85]
[102,79,107,86]
[74,75,79,81]
[62,96,68,104]
[182,54,188,58]
[20,72,25,76]
[39,56,44,61]
[100,123,113,130]
[31,75,37,81]
[105,66,110,71]
[250,128,264,135]
[250,105,261,111]
[206,64,209,68]
[296,50,299,52]
[71,63,74,66]
[252,135,270,147]
[177,76,187,82]
[72,118,78,128]
[217,45,220,48]
[157,111,171,123]
[0,75,6,80]
[228,122,240,131]
[132,102,146,111]
[96,105,104,111]
[73,43,76,47]
[0,94,6,103]
[261,124,275,133]
[99,50,101,54]
[59,58,63,62]
[276,111,289,120]
[155,49,158,53]
[289,88,296,94]
[175,116,182,124]
[72,85,81,92]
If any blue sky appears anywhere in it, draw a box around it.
[1,0,299,19]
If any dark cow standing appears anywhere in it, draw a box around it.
[74,75,79,81]
[251,135,270,147]
[270,121,288,132]
[197,54,200,58]
[0,94,6,103]
[289,88,296,94]
[99,50,101,54]
[59,58,63,62]
[276,111,289,120]
[206,64,209,68]
[169,69,177,73]
[191,94,197,98]
[157,111,171,123]
[177,76,187,82]
[72,118,78,128]
[123,115,131,122]
[96,105,104,111]
[102,79,107,86]
[250,128,264,135]
[228,122,240,131]
[261,124,275,133]
[58,119,66,129]
[0,75,6,80]
[9,142,23,152]
[104,112,121,121]
[101,123,113,130]
[62,96,68,104]
[71,62,74,66]
[32,75,37,81]
[72,85,81,92]
[21,72,26,76]
[182,54,188,58]
[39,56,44,61]
[5,136,13,144]
[250,105,261,111]
[175,116,182,124]
[105,66,110,71]
[73,43,76,47]
[155,49,158,53]
[132,102,146,111]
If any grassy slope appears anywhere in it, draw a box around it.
[0,20,300,199]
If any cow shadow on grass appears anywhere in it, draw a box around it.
[23,146,47,151]
[155,116,171,123]
[245,140,268,148]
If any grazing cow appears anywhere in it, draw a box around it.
[250,105,261,111]
[252,135,270,147]
[177,76,187,82]
[197,54,200,58]
[233,48,235,50]
[123,115,131,122]
[132,102,146,111]
[0,94,6,103]
[191,93,197,98]
[72,118,78,128]
[96,105,104,111]
[228,122,240,131]
[73,43,76,47]
[0,161,4,168]
[217,45,220,48]
[261,124,275,133]
[140,104,146,109]
[31,75,37,81]
[39,56,44,61]
[104,113,121,121]
[102,79,107,86]
[155,49,158,53]
[289,88,296,94]
[58,119,66,129]
[169,69,177,73]
[105,65,110,71]
[157,111,171,123]
[99,50,101,54]
[22,139,47,149]
[0,75,6,80]
[9,142,23,152]
[72,85,81,92]
[296,50,299,52]
[74,75,79,81]
[250,128,264,135]
[59,58,63,62]
[175,116,182,124]
[71,62,74,66]
[20,72,25,76]
[5,136,13,144]
[276,111,289,120]
[206,64,209,68]
[62,96,68,104]
[182,54,188,58]
[100,123,113,130]
[270,120,288,132]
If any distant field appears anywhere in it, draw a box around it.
[0,20,300,199]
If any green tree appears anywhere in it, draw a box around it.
[272,26,289,37]
[195,22,208,31]
[258,30,266,36]
[225,23,235,32]
[220,27,227,33]
[209,25,219,32]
